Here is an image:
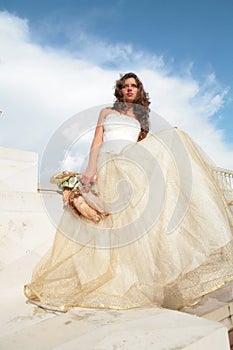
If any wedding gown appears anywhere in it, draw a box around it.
[24,114,233,312]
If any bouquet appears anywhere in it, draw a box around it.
[50,171,109,223]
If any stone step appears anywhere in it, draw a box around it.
[0,147,38,192]
[0,300,230,350]
[182,282,233,348]
[0,189,60,213]
[183,282,233,328]
[0,190,58,270]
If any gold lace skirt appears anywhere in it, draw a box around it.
[24,129,233,312]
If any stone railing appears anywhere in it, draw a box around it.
[212,166,233,207]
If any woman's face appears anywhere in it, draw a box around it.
[121,77,139,103]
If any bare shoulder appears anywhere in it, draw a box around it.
[97,107,114,124]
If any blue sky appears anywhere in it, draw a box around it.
[0,0,233,174]
[2,0,232,82]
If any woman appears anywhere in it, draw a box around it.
[80,73,150,186]
[24,73,233,312]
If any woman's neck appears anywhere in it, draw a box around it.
[122,106,136,118]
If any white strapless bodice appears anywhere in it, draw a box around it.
[100,114,141,154]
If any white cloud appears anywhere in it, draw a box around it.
[60,153,86,172]
[67,31,166,72]
[62,121,94,143]
[0,10,232,183]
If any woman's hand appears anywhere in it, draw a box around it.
[80,169,96,186]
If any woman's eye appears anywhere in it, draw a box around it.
[122,84,138,89]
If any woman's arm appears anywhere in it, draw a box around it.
[80,109,108,185]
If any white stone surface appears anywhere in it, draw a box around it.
[0,147,38,192]
[183,281,233,331]
[0,304,230,350]
[0,147,231,349]
[0,190,59,266]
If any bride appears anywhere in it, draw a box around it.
[24,73,233,312]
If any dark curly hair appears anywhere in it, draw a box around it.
[113,72,150,141]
